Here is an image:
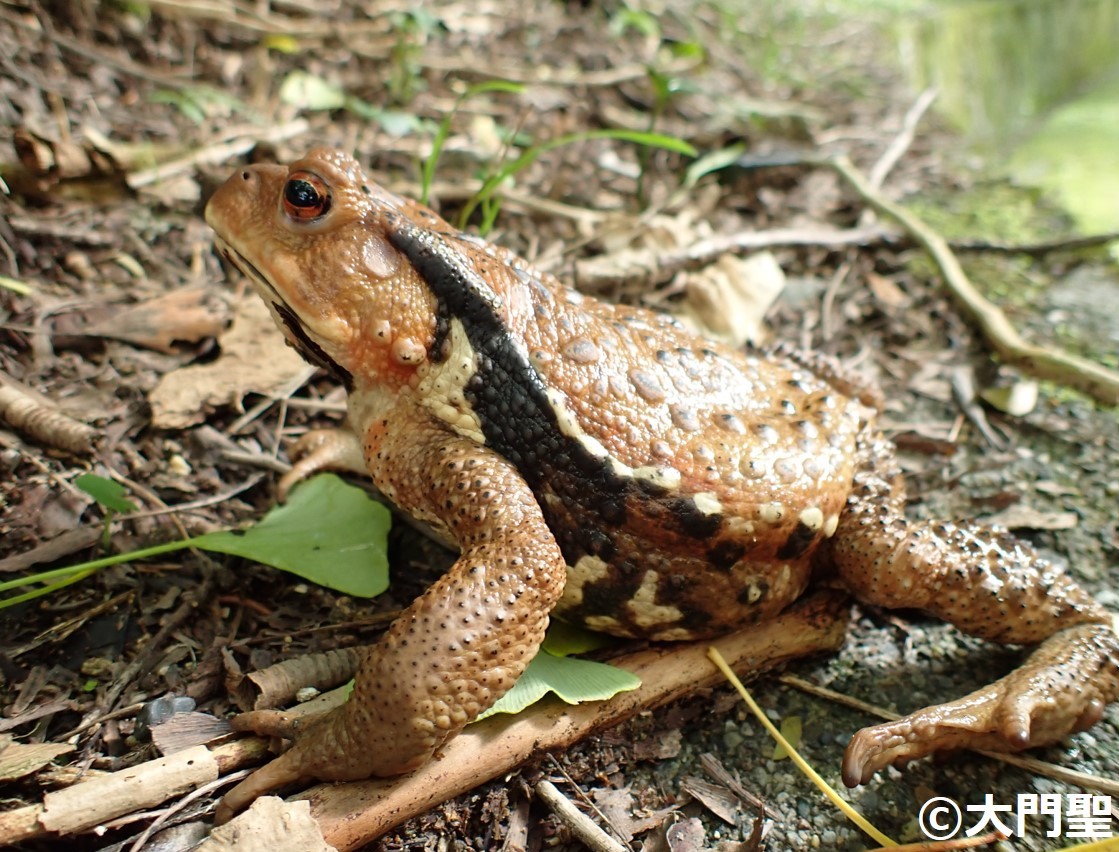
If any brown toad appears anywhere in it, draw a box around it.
[205,148,1119,819]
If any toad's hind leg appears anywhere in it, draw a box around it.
[831,430,1119,786]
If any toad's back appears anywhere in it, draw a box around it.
[381,220,867,638]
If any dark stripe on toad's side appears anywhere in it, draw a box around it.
[274,303,354,391]
[776,520,818,560]
[386,218,720,556]
[707,539,747,571]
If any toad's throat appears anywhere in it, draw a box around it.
[214,239,354,390]
[273,302,354,391]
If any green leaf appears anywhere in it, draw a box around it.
[683,143,748,188]
[475,650,640,720]
[75,474,138,514]
[193,475,391,597]
[772,715,802,760]
[0,275,32,295]
[279,71,348,111]
[541,620,617,657]
[264,34,300,54]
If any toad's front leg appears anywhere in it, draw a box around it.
[215,426,566,822]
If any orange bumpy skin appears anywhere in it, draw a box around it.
[204,148,1119,820]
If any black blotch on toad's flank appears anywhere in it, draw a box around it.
[736,578,770,607]
[707,539,747,571]
[776,520,818,560]
[574,558,646,621]
[387,219,726,557]
[664,496,722,539]
[275,303,354,391]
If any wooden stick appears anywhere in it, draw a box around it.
[297,594,848,850]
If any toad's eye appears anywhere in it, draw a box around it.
[282,172,330,220]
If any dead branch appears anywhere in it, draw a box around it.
[827,155,1119,406]
[2,596,845,847]
[568,225,892,291]
[535,780,628,852]
[0,740,271,844]
[951,232,1119,255]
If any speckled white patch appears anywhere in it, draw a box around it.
[741,580,765,604]
[799,506,824,531]
[559,554,611,608]
[415,318,485,444]
[725,516,756,537]
[693,491,723,516]
[633,466,682,489]
[584,614,624,633]
[758,502,785,524]
[626,570,684,628]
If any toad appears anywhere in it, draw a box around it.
[205,148,1118,819]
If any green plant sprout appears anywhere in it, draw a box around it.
[458,129,698,234]
[418,80,527,206]
[75,474,139,551]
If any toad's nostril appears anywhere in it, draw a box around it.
[241,171,251,180]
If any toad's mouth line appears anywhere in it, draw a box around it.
[213,237,354,390]
[213,237,283,306]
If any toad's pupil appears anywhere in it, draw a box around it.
[285,179,321,208]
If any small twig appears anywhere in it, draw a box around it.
[826,154,1119,405]
[951,231,1119,255]
[949,366,1009,450]
[125,119,310,189]
[546,756,633,847]
[569,225,892,291]
[124,773,240,852]
[122,472,267,520]
[826,87,936,338]
[865,87,939,198]
[535,779,628,852]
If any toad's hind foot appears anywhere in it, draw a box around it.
[842,621,1119,786]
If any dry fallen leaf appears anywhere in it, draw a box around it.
[679,252,787,346]
[0,741,75,783]
[148,295,311,428]
[197,797,336,852]
[85,286,231,353]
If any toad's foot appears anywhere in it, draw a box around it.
[842,621,1119,786]
[214,701,427,824]
[277,427,366,500]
